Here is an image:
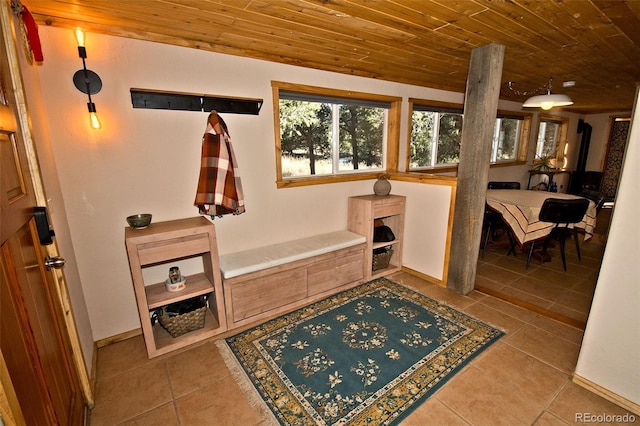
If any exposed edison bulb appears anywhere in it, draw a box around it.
[75,28,85,47]
[87,102,101,129]
[89,112,101,129]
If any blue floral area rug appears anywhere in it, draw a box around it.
[218,277,503,425]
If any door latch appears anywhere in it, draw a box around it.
[34,206,55,245]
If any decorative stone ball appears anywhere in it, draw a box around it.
[374,178,391,196]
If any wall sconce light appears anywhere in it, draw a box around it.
[73,28,102,129]
[507,77,573,110]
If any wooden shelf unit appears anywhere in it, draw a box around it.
[348,194,406,280]
[125,217,227,358]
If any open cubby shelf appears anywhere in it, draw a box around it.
[125,217,227,358]
[348,195,406,280]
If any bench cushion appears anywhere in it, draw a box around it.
[219,230,366,279]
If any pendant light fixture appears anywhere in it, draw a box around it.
[73,28,102,129]
[523,92,573,110]
[507,77,573,110]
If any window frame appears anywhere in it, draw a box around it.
[272,81,401,188]
[492,110,532,166]
[535,115,569,168]
[406,98,531,172]
[406,99,463,173]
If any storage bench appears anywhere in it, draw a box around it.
[219,231,366,330]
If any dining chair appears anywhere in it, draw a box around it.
[482,182,520,257]
[578,188,605,213]
[526,198,590,271]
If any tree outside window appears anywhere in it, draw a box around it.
[410,108,463,169]
[536,119,562,159]
[492,117,522,162]
[531,116,568,169]
[338,105,385,172]
[279,100,332,176]
[279,100,385,177]
[273,82,400,187]
[409,100,530,171]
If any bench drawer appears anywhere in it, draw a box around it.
[229,268,307,322]
[308,249,364,296]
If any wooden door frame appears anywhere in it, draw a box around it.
[0,0,93,416]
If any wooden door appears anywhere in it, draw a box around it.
[0,3,85,424]
[1,221,85,425]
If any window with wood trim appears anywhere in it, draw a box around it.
[491,112,531,163]
[409,101,463,170]
[535,115,568,167]
[272,81,401,187]
[408,99,531,171]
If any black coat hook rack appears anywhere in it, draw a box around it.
[130,88,263,115]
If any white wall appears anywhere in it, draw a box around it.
[575,88,640,407]
[34,27,466,340]
[33,26,625,349]
[394,181,453,281]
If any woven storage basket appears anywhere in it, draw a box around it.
[158,305,207,338]
[372,249,394,271]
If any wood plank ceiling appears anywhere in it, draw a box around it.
[21,0,640,114]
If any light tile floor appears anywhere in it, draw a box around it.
[89,241,638,425]
[476,227,607,329]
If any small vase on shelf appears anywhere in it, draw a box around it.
[373,173,391,196]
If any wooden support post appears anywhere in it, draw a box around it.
[447,43,505,295]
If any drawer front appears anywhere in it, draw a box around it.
[230,268,307,322]
[308,250,364,296]
[374,203,403,219]
[137,234,209,265]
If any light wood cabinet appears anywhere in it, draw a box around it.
[222,244,365,330]
[348,194,406,280]
[125,217,227,358]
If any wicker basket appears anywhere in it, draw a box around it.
[372,248,394,271]
[158,305,207,338]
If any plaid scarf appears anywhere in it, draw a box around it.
[194,112,245,217]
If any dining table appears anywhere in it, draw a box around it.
[485,189,597,246]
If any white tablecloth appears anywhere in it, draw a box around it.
[486,189,597,245]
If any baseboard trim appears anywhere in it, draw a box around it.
[572,373,640,416]
[401,266,446,287]
[90,341,98,407]
[95,328,142,348]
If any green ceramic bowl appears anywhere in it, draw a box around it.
[126,214,152,229]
